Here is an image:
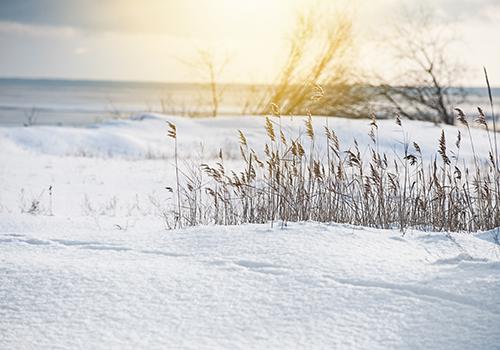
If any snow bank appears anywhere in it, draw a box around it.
[0,114,493,161]
[0,215,499,350]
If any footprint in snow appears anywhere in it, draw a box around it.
[327,275,500,316]
[432,253,489,265]
[0,236,50,246]
[21,238,51,245]
[52,239,133,253]
[52,239,104,247]
[80,245,131,252]
[233,260,289,275]
[141,249,188,257]
[1,233,25,237]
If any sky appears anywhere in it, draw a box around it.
[0,0,499,85]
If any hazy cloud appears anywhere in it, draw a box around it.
[0,0,497,35]
[438,0,500,20]
[0,0,499,84]
[0,20,76,38]
[0,0,190,34]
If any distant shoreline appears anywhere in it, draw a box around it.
[0,77,499,91]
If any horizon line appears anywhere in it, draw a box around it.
[0,76,499,90]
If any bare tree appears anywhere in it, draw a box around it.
[182,49,230,117]
[380,5,467,125]
[255,7,372,118]
[23,107,39,127]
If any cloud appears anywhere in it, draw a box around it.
[0,0,212,36]
[0,0,76,27]
[0,0,157,33]
[437,0,500,21]
[0,21,76,38]
[1,0,498,39]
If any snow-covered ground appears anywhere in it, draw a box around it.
[1,115,499,349]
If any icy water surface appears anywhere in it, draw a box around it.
[0,78,498,126]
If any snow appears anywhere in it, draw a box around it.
[1,114,499,349]
[1,216,499,349]
[0,113,493,161]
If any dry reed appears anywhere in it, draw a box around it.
[166,108,499,233]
